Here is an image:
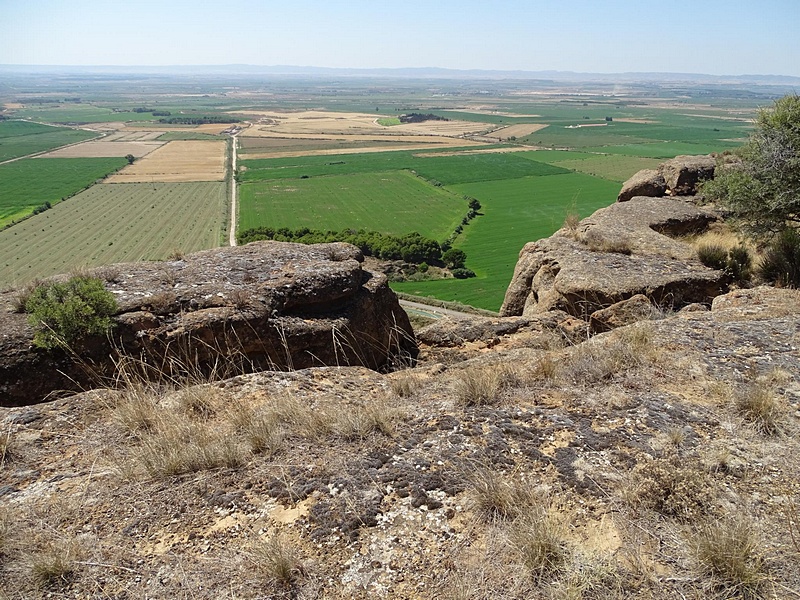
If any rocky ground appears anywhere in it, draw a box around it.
[1,286,799,599]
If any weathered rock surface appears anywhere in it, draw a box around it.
[501,197,726,318]
[589,294,654,333]
[617,155,716,201]
[660,154,716,195]
[0,241,417,406]
[617,169,667,202]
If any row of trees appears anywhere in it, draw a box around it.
[237,227,472,275]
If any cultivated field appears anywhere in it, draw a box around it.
[393,172,621,309]
[0,182,228,286]
[106,140,227,182]
[0,121,97,162]
[238,171,465,239]
[40,140,164,158]
[482,123,549,141]
[543,153,664,183]
[0,157,127,228]
[102,131,165,141]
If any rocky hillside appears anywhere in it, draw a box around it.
[1,158,799,599]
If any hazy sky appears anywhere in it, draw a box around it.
[2,0,798,76]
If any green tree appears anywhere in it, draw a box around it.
[442,248,467,269]
[125,154,136,165]
[703,93,800,238]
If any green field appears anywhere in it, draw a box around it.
[0,121,98,162]
[0,157,128,228]
[240,149,567,185]
[548,154,663,182]
[0,182,227,286]
[238,171,465,240]
[393,172,620,310]
[157,131,223,141]
[11,105,159,124]
[377,117,401,126]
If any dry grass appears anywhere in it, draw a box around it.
[389,371,420,398]
[106,140,226,183]
[455,364,519,407]
[582,229,633,255]
[467,466,538,522]
[249,534,305,588]
[0,428,16,466]
[734,382,785,435]
[509,505,570,580]
[29,541,80,590]
[693,516,767,597]
[623,457,712,521]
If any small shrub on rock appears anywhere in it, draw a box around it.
[758,228,800,288]
[24,276,118,349]
[697,244,729,271]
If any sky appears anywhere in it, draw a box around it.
[1,0,799,76]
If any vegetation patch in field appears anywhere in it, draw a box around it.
[0,182,227,286]
[548,154,663,182]
[393,172,619,310]
[0,157,127,228]
[238,170,465,240]
[0,121,98,162]
[377,117,401,126]
[156,131,223,141]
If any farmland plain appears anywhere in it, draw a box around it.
[238,171,466,239]
[1,71,776,308]
[0,120,98,162]
[0,182,228,286]
[106,140,227,183]
[0,157,127,228]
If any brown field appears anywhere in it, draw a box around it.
[123,123,236,134]
[482,123,549,140]
[102,131,165,141]
[105,140,226,183]
[3,102,25,110]
[40,140,164,158]
[231,110,491,138]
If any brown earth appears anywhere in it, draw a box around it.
[105,140,226,183]
[38,141,164,158]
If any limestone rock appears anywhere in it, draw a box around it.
[617,169,667,202]
[590,294,654,333]
[660,155,716,196]
[0,241,417,406]
[501,197,726,318]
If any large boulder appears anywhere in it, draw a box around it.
[617,169,667,202]
[501,197,727,318]
[0,241,418,406]
[660,155,716,196]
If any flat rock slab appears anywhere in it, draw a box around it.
[0,241,417,406]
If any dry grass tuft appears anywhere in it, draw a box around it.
[0,428,17,466]
[623,457,712,521]
[29,541,79,589]
[455,364,519,407]
[333,399,400,441]
[693,516,767,596]
[734,382,784,435]
[509,505,570,580]
[389,372,420,398]
[9,279,42,313]
[468,467,537,522]
[582,229,633,255]
[250,534,305,588]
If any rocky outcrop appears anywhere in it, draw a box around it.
[617,169,666,202]
[618,155,716,201]
[589,294,654,333]
[501,196,727,318]
[0,241,417,406]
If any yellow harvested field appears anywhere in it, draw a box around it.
[483,123,549,140]
[105,140,226,183]
[3,103,25,110]
[231,110,491,138]
[40,140,164,158]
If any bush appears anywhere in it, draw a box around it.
[24,276,118,349]
[727,244,753,282]
[451,268,476,279]
[758,228,800,287]
[697,244,729,270]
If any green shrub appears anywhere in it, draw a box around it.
[697,244,729,271]
[727,244,753,282]
[758,228,800,287]
[451,268,476,279]
[24,276,118,349]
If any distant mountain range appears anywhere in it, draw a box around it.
[1,64,798,85]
